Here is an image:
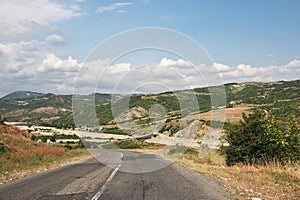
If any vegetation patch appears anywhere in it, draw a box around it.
[168,144,198,155]
[1,80,300,128]
[102,127,129,135]
[220,110,300,166]
[102,139,164,149]
[0,142,8,154]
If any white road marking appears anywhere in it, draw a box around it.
[91,152,123,200]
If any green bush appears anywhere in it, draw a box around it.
[0,142,8,154]
[220,110,300,165]
[168,144,198,155]
[102,139,159,149]
[102,127,128,135]
[30,135,37,141]
[103,139,143,149]
[158,124,167,133]
[64,144,73,150]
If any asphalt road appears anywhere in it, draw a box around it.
[0,151,232,200]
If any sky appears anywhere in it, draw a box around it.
[1,0,300,96]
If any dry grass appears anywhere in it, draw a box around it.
[184,104,255,123]
[0,124,90,184]
[200,105,254,123]
[176,150,300,200]
[130,145,300,199]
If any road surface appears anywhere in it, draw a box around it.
[0,151,232,200]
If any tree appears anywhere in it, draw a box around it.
[220,110,300,165]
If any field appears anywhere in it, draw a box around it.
[184,104,255,123]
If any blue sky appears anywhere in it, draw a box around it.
[0,0,300,95]
[61,0,300,66]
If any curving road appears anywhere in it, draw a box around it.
[0,151,232,200]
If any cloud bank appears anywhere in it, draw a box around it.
[1,38,299,97]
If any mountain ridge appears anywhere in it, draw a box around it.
[1,90,45,100]
[0,79,299,127]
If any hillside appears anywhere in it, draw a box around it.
[0,123,88,183]
[0,80,299,128]
[225,80,300,118]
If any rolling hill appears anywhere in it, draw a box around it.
[0,80,299,129]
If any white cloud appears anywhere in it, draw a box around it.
[0,0,81,37]
[236,64,259,76]
[38,53,79,72]
[213,63,231,72]
[159,57,191,67]
[96,2,133,13]
[159,57,177,66]
[0,40,47,73]
[286,59,300,68]
[45,34,68,46]
[218,60,300,83]
[109,63,132,74]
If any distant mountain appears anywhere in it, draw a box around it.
[1,91,45,100]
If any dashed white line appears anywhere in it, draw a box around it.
[91,152,123,200]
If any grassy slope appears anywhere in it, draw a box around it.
[0,124,89,184]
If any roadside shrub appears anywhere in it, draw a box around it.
[102,139,144,149]
[30,135,37,141]
[220,110,300,166]
[102,127,128,135]
[64,144,73,150]
[102,139,160,149]
[168,144,188,155]
[0,115,5,124]
[168,144,198,156]
[0,142,8,154]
